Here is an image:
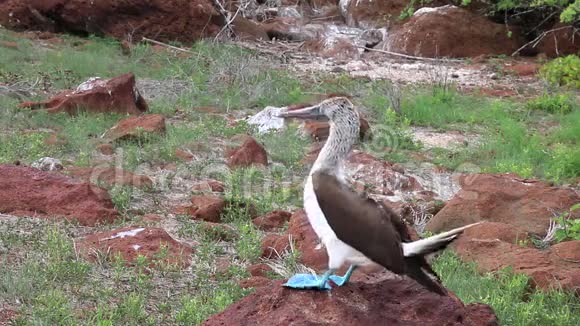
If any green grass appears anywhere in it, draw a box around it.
[398,89,518,129]
[2,26,580,326]
[434,251,580,326]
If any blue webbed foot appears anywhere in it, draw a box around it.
[283,272,332,290]
[329,265,357,287]
[328,274,349,286]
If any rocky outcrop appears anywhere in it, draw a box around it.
[0,0,224,43]
[187,195,227,223]
[252,210,292,231]
[426,174,580,236]
[102,114,166,142]
[202,277,499,325]
[386,6,523,58]
[76,226,192,267]
[19,74,148,115]
[0,164,119,226]
[346,151,424,196]
[454,229,580,294]
[225,135,268,168]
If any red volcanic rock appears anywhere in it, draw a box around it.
[347,151,424,196]
[537,23,580,57]
[0,0,224,43]
[426,174,580,236]
[202,278,498,326]
[247,263,274,277]
[102,114,166,142]
[97,143,115,155]
[238,276,271,289]
[191,180,225,193]
[175,149,194,161]
[19,74,148,115]
[178,195,257,222]
[188,195,227,223]
[225,135,268,168]
[231,16,269,41]
[453,237,580,294]
[0,164,119,226]
[67,166,153,188]
[252,210,292,231]
[459,222,528,244]
[387,6,523,58]
[76,226,192,268]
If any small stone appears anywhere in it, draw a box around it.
[31,157,63,171]
[103,114,166,142]
[97,143,115,155]
[252,210,292,231]
[175,148,194,161]
[225,135,268,168]
[189,195,227,222]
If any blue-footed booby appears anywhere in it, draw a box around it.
[277,97,480,295]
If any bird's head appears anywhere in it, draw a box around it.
[276,97,359,124]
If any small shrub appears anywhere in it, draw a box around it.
[540,55,580,89]
[553,204,580,242]
[526,93,574,114]
[545,143,580,182]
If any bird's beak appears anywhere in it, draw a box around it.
[275,105,323,120]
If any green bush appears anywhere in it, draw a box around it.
[553,204,580,242]
[540,55,580,89]
[526,93,574,114]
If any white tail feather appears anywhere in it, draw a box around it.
[402,222,482,257]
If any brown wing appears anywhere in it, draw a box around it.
[312,171,448,295]
[311,171,406,274]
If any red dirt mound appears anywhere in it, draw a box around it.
[225,135,268,168]
[202,278,498,325]
[0,164,119,226]
[20,74,148,115]
[76,226,193,267]
[0,0,224,43]
[387,6,523,58]
[454,237,580,294]
[426,174,580,236]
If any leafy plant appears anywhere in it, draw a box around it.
[540,55,580,89]
[526,93,574,114]
[553,203,580,242]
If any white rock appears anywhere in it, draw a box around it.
[75,77,106,93]
[413,5,457,17]
[31,157,63,171]
[247,106,287,134]
[100,228,146,241]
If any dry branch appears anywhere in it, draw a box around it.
[356,46,464,62]
[141,37,192,53]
